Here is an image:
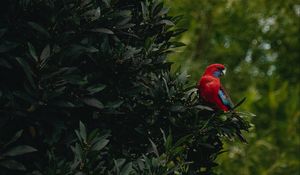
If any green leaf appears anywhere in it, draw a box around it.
[137,159,145,170]
[79,121,87,142]
[90,28,114,34]
[82,98,104,109]
[40,44,50,62]
[174,134,192,147]
[114,159,126,168]
[0,160,26,171]
[162,77,170,97]
[117,10,132,17]
[3,145,37,156]
[120,162,133,175]
[91,139,109,151]
[165,133,173,150]
[102,0,111,7]
[194,105,213,111]
[87,84,106,94]
[152,2,163,15]
[160,129,167,142]
[90,132,110,145]
[170,42,186,48]
[106,100,123,109]
[156,7,169,17]
[149,139,159,157]
[171,28,187,36]
[15,57,36,89]
[87,128,99,141]
[71,143,83,161]
[156,20,175,26]
[75,130,83,143]
[145,37,154,52]
[4,130,23,148]
[141,2,149,20]
[85,46,99,53]
[28,42,38,61]
[171,146,184,155]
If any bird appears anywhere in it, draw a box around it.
[197,63,234,112]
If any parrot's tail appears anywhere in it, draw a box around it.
[230,97,246,111]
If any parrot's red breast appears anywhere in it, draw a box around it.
[197,64,233,111]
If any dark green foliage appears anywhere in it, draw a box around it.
[0,0,250,174]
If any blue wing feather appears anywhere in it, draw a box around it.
[218,88,233,109]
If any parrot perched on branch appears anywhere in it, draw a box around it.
[197,63,249,143]
[197,63,234,112]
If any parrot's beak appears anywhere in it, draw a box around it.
[221,69,226,76]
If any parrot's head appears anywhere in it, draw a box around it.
[204,63,226,78]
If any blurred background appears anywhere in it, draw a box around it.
[165,0,300,174]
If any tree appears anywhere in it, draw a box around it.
[166,0,300,174]
[0,0,250,174]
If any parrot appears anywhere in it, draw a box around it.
[197,63,249,143]
[197,63,234,112]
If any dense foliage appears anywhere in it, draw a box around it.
[0,0,251,174]
[166,0,300,174]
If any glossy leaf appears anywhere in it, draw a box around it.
[79,121,87,141]
[3,145,37,156]
[28,43,38,61]
[0,160,26,171]
[87,84,106,94]
[91,139,109,151]
[15,57,36,88]
[90,28,114,35]
[82,98,104,109]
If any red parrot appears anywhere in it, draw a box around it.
[197,63,234,112]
